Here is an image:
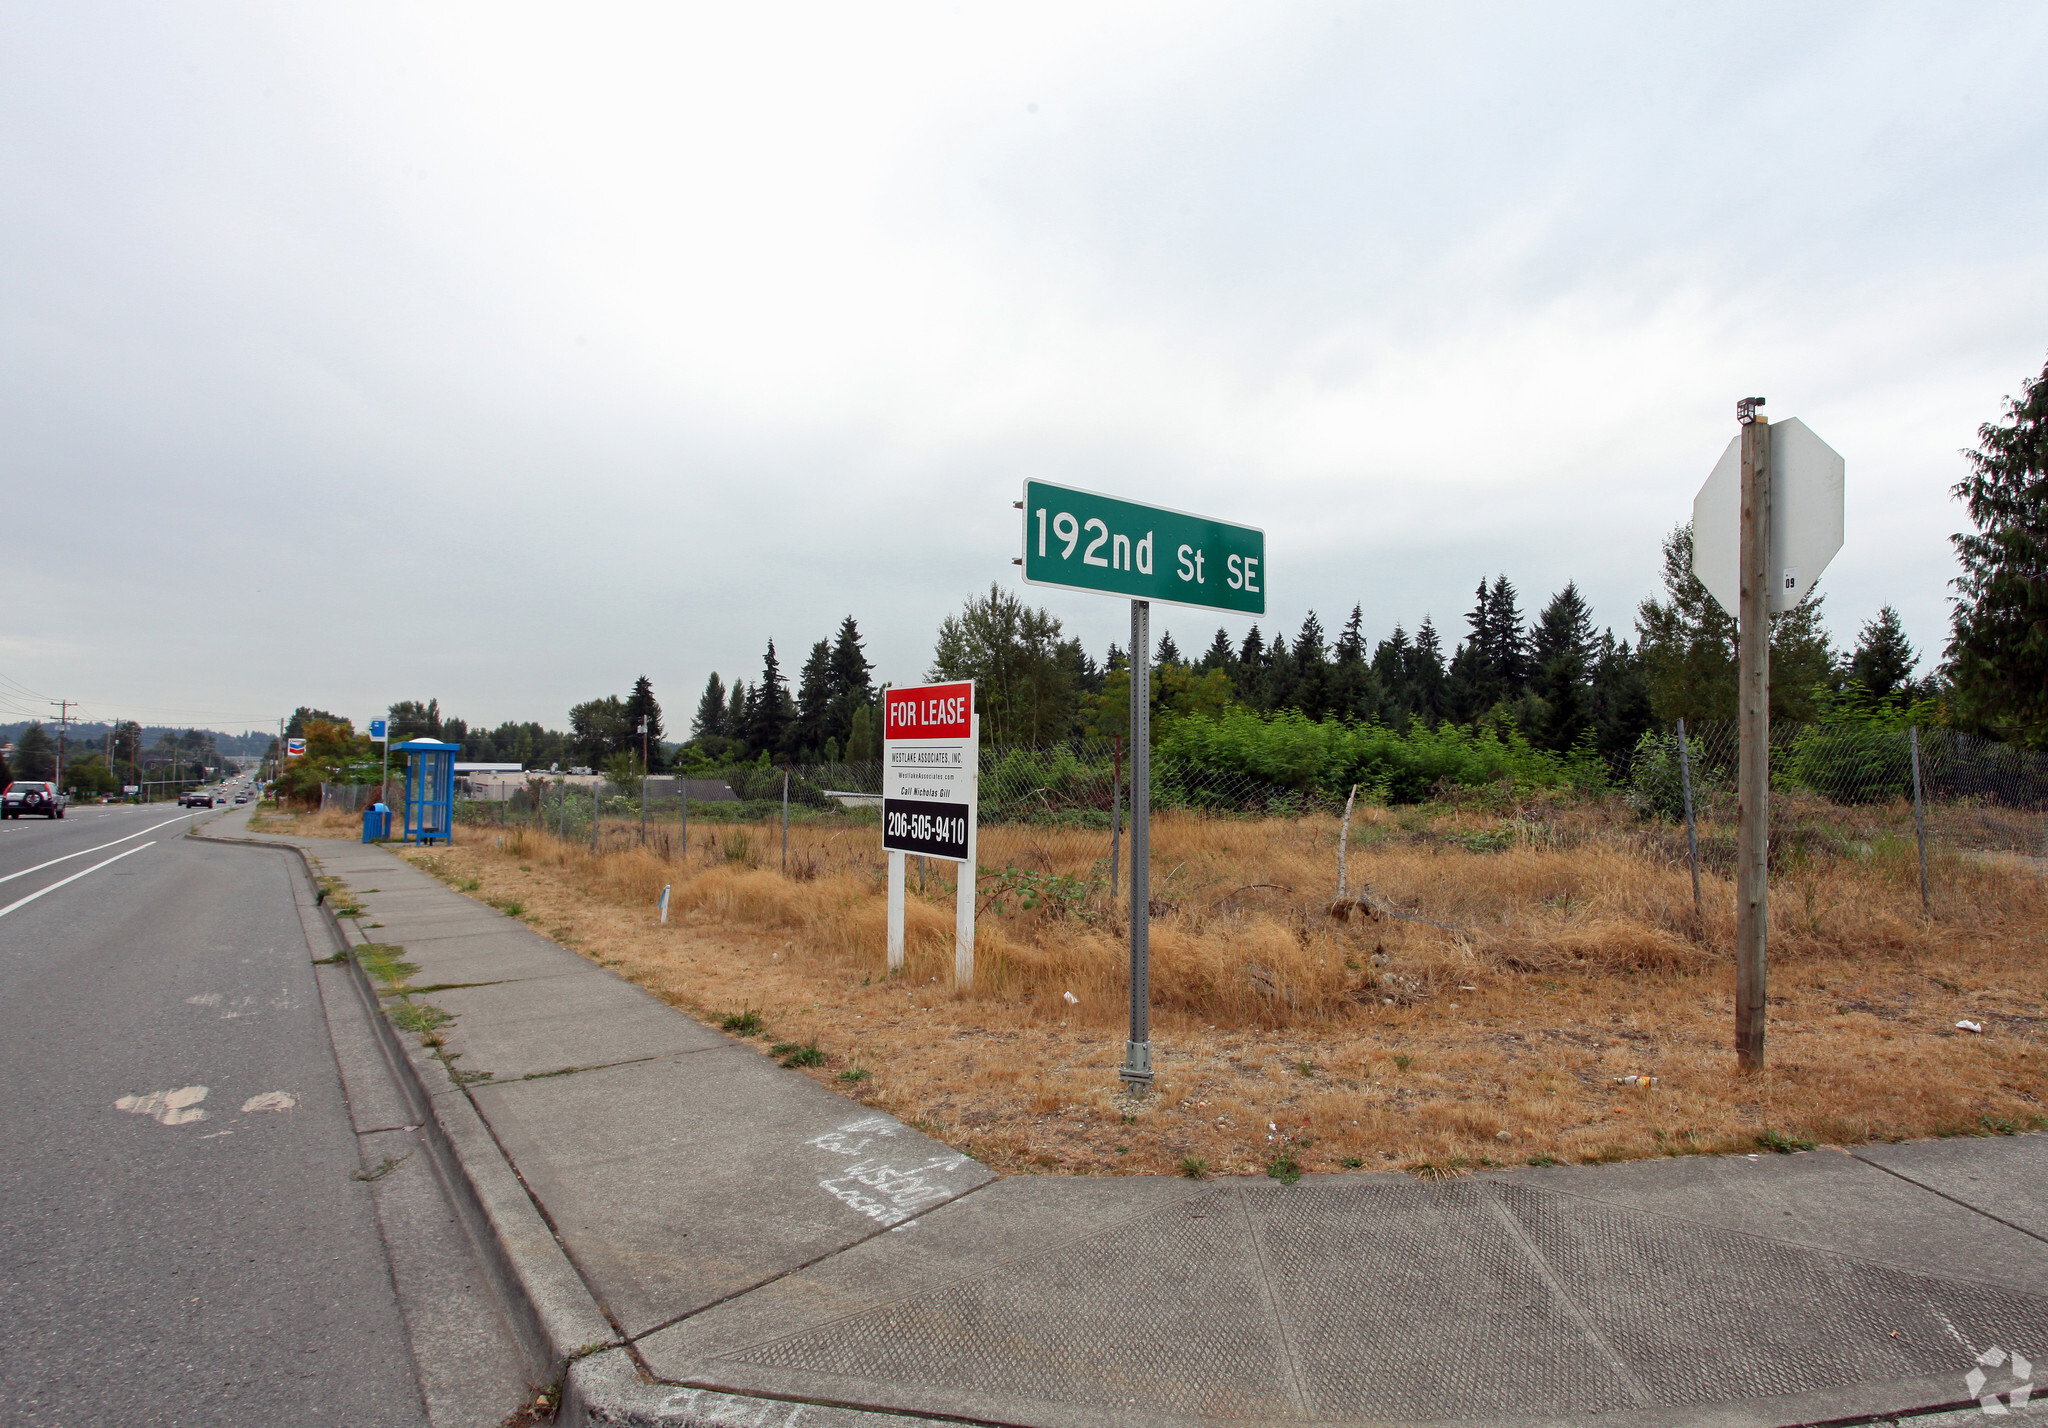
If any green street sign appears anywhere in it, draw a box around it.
[1019,480,1265,615]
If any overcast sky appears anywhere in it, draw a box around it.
[4,3,2045,737]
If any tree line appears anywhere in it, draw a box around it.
[274,347,2048,784]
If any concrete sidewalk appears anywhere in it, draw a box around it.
[213,811,2048,1427]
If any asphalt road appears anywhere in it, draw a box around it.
[0,804,437,1425]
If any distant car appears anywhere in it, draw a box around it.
[179,790,215,808]
[3,782,66,819]
[234,793,250,804]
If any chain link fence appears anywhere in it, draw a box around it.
[445,725,2046,924]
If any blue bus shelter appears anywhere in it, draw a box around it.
[394,738,461,845]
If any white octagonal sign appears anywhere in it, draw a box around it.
[1692,417,1844,617]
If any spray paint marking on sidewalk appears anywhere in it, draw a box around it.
[808,1115,976,1228]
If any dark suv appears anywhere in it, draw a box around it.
[2,782,66,819]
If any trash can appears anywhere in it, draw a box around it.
[362,802,392,843]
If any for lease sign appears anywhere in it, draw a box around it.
[882,681,975,863]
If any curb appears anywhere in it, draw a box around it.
[195,819,922,1427]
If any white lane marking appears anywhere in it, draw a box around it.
[0,842,156,919]
[116,1085,209,1125]
[186,994,222,1006]
[0,816,189,886]
[240,1092,296,1113]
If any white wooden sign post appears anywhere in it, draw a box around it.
[882,682,978,987]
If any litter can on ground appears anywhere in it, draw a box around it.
[362,802,392,843]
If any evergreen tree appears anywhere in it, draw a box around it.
[1407,617,1447,725]
[826,616,874,745]
[726,681,749,744]
[1373,627,1412,718]
[1199,629,1236,673]
[745,641,794,757]
[1103,642,1126,673]
[1329,607,1374,721]
[692,673,728,740]
[1443,639,1489,725]
[13,721,54,779]
[1590,630,1654,764]
[622,675,666,771]
[1847,606,1919,705]
[1528,583,1595,751]
[1155,631,1182,667]
[793,640,835,757]
[1266,630,1300,712]
[1291,612,1331,718]
[1485,575,1528,697]
[1235,627,1270,710]
[1947,352,2048,746]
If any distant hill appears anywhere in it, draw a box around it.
[0,722,273,758]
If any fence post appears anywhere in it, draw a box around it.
[1336,782,1359,899]
[640,772,648,847]
[679,777,688,861]
[1910,725,1931,915]
[558,781,566,842]
[781,769,790,875]
[1677,718,1702,924]
[592,780,599,854]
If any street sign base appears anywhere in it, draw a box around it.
[1120,1040,1153,1088]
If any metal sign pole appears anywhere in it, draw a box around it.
[1735,402,1771,1074]
[1122,599,1153,1090]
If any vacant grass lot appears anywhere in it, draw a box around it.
[252,795,2048,1178]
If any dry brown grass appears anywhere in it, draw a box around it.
[275,797,2048,1179]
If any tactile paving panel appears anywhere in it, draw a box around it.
[725,1188,1298,1419]
[1251,1179,1638,1420]
[1496,1180,2048,1407]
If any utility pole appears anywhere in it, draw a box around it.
[1735,397,1771,1073]
[51,700,73,792]
[639,716,650,846]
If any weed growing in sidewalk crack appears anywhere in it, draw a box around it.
[1266,1150,1301,1184]
[390,1002,453,1036]
[355,945,419,988]
[1178,1156,1210,1179]
[354,1153,411,1182]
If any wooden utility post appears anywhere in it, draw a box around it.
[1735,399,1771,1073]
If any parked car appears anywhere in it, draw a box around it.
[3,782,66,819]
